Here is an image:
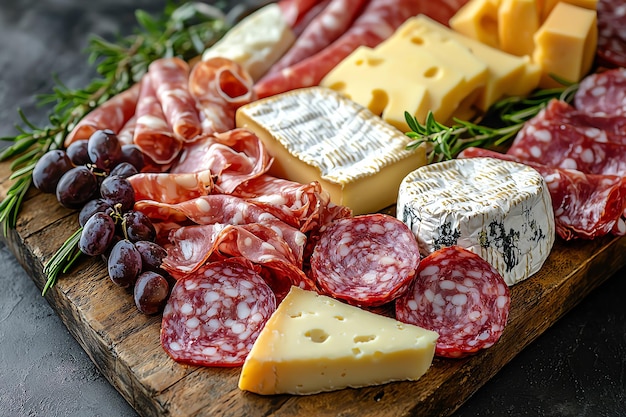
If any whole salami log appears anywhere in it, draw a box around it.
[64,82,140,147]
[133,74,183,165]
[188,58,256,136]
[254,0,468,98]
[266,0,369,75]
[310,213,420,307]
[160,257,276,367]
[395,246,510,359]
[459,147,626,240]
[149,57,202,142]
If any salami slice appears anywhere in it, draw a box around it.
[133,74,183,165]
[189,58,256,136]
[290,0,331,37]
[149,57,202,141]
[507,100,626,176]
[160,257,276,367]
[255,0,468,98]
[395,246,510,359]
[266,0,369,75]
[459,147,626,241]
[309,213,420,307]
[64,82,139,147]
[596,0,626,68]
[574,68,626,117]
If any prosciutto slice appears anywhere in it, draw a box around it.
[132,74,182,165]
[149,57,202,141]
[171,128,272,193]
[128,170,214,205]
[64,82,139,146]
[188,58,256,135]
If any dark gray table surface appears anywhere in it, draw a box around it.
[0,1,625,416]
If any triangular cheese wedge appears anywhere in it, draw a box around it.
[238,287,439,395]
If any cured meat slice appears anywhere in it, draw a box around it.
[254,0,468,98]
[310,213,420,307]
[189,58,256,136]
[128,170,214,205]
[507,100,626,176]
[133,74,183,165]
[148,57,202,141]
[574,68,626,117]
[290,0,330,37]
[117,115,137,146]
[540,98,626,145]
[395,246,510,358]
[163,224,312,300]
[596,0,626,68]
[459,147,626,241]
[171,128,272,193]
[232,175,351,233]
[160,257,277,367]
[277,0,320,29]
[266,0,369,75]
[64,83,140,147]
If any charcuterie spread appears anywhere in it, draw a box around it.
[2,0,626,415]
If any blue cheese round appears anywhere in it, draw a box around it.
[397,157,555,286]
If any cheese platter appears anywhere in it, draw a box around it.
[1,0,626,415]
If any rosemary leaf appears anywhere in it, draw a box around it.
[42,227,83,296]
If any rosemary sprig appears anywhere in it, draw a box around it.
[42,227,83,296]
[0,1,229,234]
[405,83,579,163]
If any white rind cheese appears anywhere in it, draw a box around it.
[397,157,555,286]
[236,87,427,215]
[201,3,295,81]
[238,286,439,395]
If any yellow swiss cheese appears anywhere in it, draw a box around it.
[498,0,540,56]
[235,87,427,215]
[533,2,597,88]
[238,286,438,395]
[449,0,501,48]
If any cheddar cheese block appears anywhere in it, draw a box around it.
[201,3,295,81]
[235,87,426,215]
[238,286,439,395]
[448,0,501,48]
[397,157,555,286]
[533,2,597,88]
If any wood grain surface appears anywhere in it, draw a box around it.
[1,159,625,417]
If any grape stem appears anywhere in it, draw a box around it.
[42,227,83,296]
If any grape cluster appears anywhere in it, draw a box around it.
[33,129,170,315]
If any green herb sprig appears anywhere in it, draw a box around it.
[405,83,579,163]
[0,1,229,235]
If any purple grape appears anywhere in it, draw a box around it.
[88,129,122,171]
[123,211,156,242]
[100,175,135,212]
[107,239,142,288]
[134,240,167,272]
[109,162,138,179]
[133,271,169,315]
[32,149,73,193]
[78,199,113,227]
[79,212,116,256]
[55,165,99,209]
[120,144,145,172]
[65,139,90,166]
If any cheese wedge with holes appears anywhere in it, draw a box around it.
[498,0,540,57]
[235,87,426,215]
[397,157,555,286]
[449,0,501,48]
[201,3,295,81]
[238,286,439,395]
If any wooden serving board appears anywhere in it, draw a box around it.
[1,159,625,417]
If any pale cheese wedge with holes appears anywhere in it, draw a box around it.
[238,286,439,395]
